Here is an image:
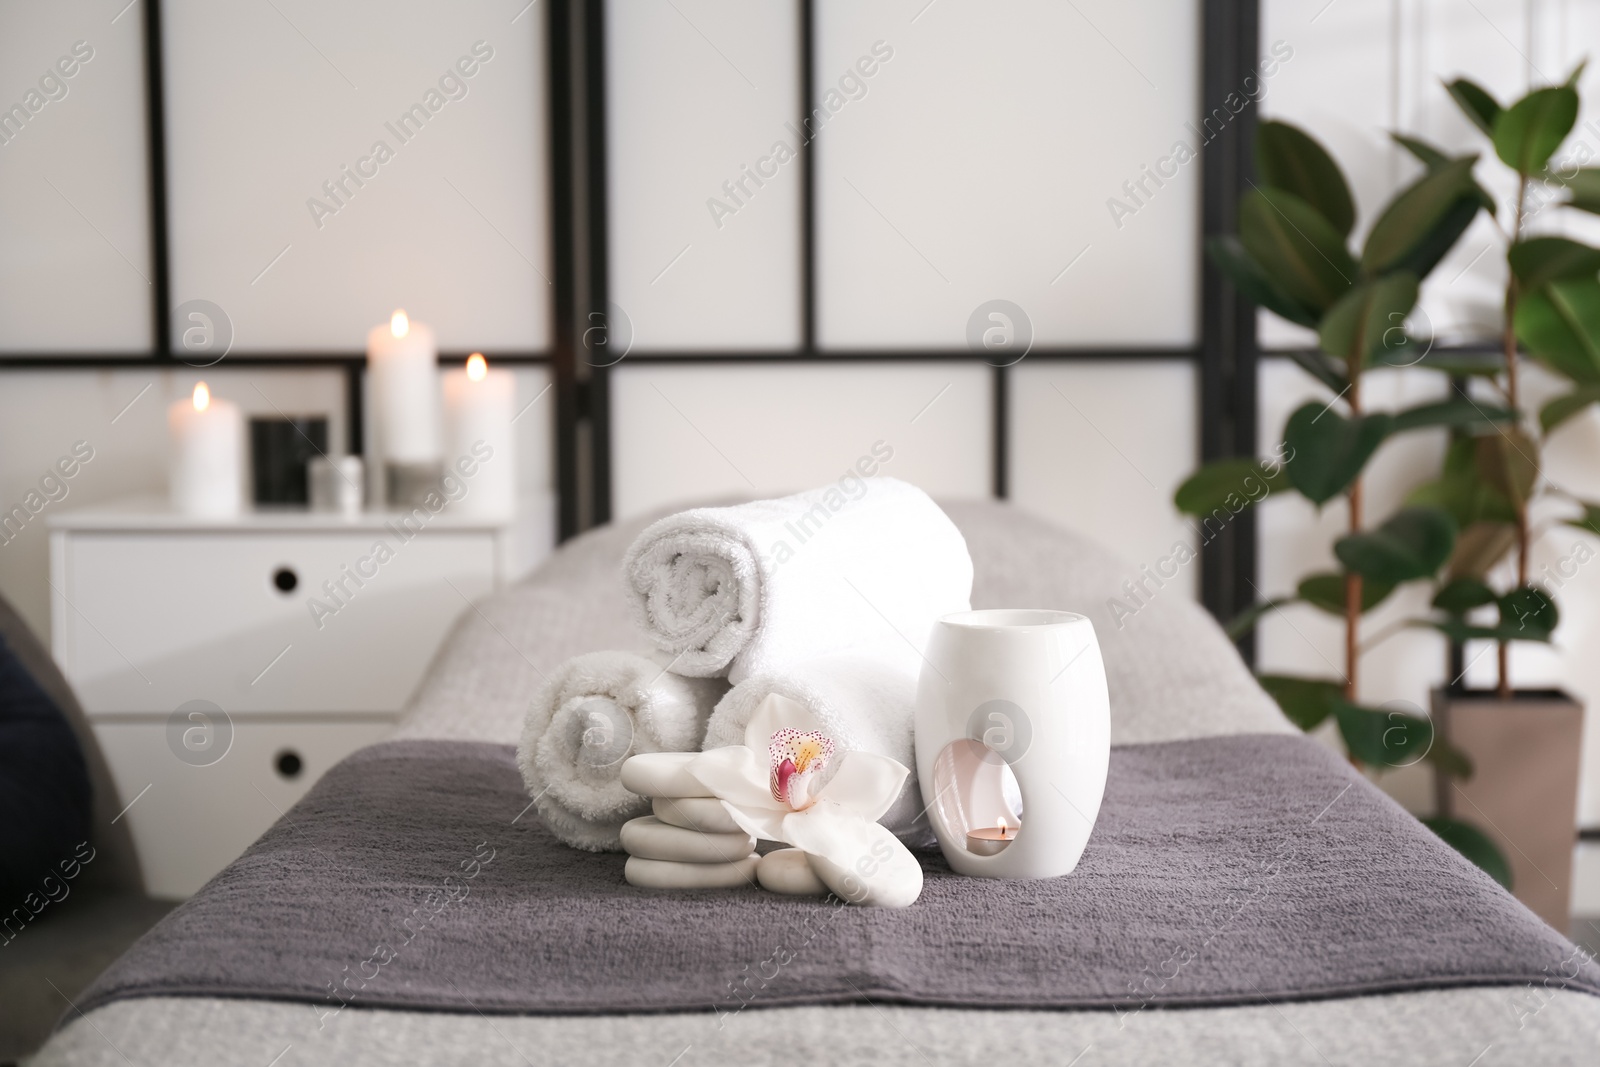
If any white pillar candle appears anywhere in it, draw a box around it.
[366,310,442,466]
[168,382,244,517]
[442,352,516,517]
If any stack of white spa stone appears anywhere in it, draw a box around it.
[618,753,758,888]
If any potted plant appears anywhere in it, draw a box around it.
[1176,116,1519,887]
[1397,67,1599,928]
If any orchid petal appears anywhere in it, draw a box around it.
[716,799,789,844]
[687,747,785,814]
[781,805,923,908]
[814,751,909,823]
[742,692,823,756]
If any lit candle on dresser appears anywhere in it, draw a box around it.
[966,818,1018,857]
[168,382,244,517]
[366,309,442,506]
[442,353,516,517]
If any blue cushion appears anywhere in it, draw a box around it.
[0,632,91,909]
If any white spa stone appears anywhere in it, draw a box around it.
[624,855,759,890]
[619,752,713,798]
[652,796,742,834]
[806,843,924,908]
[756,848,828,896]
[619,817,755,864]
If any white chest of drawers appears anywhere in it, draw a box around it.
[48,495,553,898]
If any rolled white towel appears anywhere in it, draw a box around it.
[620,477,972,681]
[517,650,728,852]
[702,655,934,845]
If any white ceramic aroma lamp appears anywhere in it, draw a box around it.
[914,609,1110,879]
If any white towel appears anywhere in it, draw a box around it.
[517,650,728,852]
[702,655,935,845]
[621,477,973,682]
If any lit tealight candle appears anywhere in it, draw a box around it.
[966,818,1018,857]
[441,351,515,517]
[168,381,244,517]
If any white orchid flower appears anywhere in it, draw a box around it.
[688,694,923,907]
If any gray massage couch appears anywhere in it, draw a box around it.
[33,501,1600,1065]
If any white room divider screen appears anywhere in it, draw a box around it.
[0,0,1262,640]
[0,2,152,352]
[600,0,1213,601]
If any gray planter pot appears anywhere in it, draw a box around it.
[1432,687,1584,930]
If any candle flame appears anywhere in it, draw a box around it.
[996,817,1008,839]
[390,309,409,338]
[193,381,210,412]
[466,352,487,382]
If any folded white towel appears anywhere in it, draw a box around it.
[702,655,934,845]
[517,651,728,852]
[621,477,973,682]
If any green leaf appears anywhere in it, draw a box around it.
[1390,398,1515,433]
[1392,132,1453,170]
[1475,429,1539,511]
[1255,121,1356,237]
[1515,276,1600,383]
[1334,700,1433,767]
[1284,402,1394,505]
[1389,133,1497,214]
[1206,236,1322,329]
[1423,736,1475,780]
[1445,521,1518,582]
[1297,572,1396,615]
[1370,346,1505,376]
[1391,195,1482,282]
[1508,237,1600,290]
[1282,348,1350,393]
[1493,86,1578,174]
[1423,608,1554,645]
[1407,437,1517,528]
[1422,616,1517,643]
[1498,585,1559,640]
[1446,78,1502,137]
[1173,457,1288,517]
[1334,506,1457,582]
[1240,188,1357,314]
[1319,273,1420,370]
[1422,817,1513,889]
[1223,598,1293,641]
[1433,576,1496,614]
[1540,386,1600,432]
[1563,167,1600,215]
[1568,501,1600,536]
[1566,58,1589,89]
[1360,158,1483,279]
[1361,332,1429,368]
[1257,675,1343,731]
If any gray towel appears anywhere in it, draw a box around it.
[73,735,1600,1020]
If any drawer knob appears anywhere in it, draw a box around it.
[273,567,298,593]
[275,749,303,780]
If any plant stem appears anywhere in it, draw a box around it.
[1498,178,1530,700]
[1345,374,1363,703]
[1346,489,1363,702]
